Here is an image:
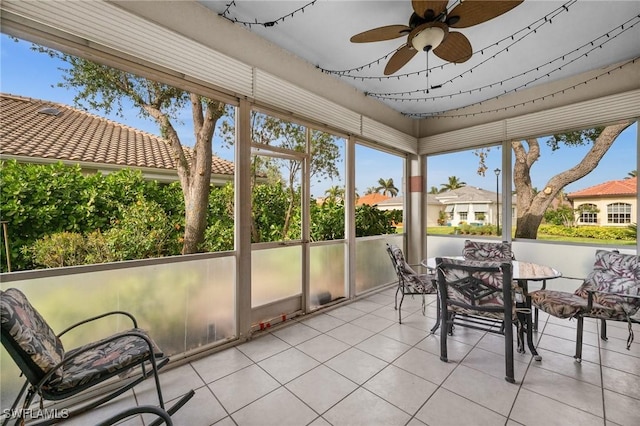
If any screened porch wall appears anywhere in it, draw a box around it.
[0,233,405,409]
[0,254,236,408]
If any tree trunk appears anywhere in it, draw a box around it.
[513,121,632,239]
[179,96,227,254]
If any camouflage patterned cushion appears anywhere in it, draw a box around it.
[0,288,65,384]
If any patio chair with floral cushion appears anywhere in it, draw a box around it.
[530,249,640,362]
[462,239,514,262]
[436,257,518,383]
[0,288,194,426]
[458,240,527,343]
[386,243,437,326]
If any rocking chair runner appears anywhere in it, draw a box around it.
[0,288,194,426]
[98,405,173,426]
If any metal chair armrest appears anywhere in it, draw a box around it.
[57,311,138,338]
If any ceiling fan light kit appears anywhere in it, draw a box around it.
[350,0,524,75]
[411,22,448,52]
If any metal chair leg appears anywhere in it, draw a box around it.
[600,319,608,341]
[430,296,441,334]
[575,316,584,362]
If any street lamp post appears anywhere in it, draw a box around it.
[494,168,501,236]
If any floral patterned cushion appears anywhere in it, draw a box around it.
[530,289,608,319]
[47,328,157,394]
[0,288,65,384]
[463,240,513,262]
[574,250,640,318]
[591,249,640,278]
[532,251,639,322]
[438,258,515,318]
[389,245,436,294]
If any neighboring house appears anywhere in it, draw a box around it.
[355,193,390,206]
[376,196,402,211]
[383,187,506,228]
[0,93,235,184]
[434,186,505,228]
[426,193,446,227]
[567,177,637,227]
[375,189,506,228]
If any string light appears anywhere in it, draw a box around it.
[367,16,639,102]
[221,1,637,119]
[319,0,577,79]
[219,0,318,28]
[403,58,638,119]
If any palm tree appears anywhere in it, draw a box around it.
[376,178,399,197]
[440,176,466,191]
[626,170,637,179]
[324,185,345,202]
[428,186,441,194]
[364,186,379,195]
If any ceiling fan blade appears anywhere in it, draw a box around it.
[412,0,448,20]
[350,25,411,43]
[447,1,523,28]
[384,44,418,75]
[433,31,472,63]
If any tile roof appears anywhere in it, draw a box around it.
[356,193,390,206]
[377,196,403,206]
[435,186,497,203]
[567,177,637,198]
[0,93,234,176]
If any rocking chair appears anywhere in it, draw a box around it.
[0,288,194,426]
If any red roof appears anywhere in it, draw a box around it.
[356,193,390,206]
[0,93,234,176]
[567,177,637,198]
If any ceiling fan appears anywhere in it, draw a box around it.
[350,0,524,75]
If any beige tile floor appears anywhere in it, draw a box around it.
[67,287,640,426]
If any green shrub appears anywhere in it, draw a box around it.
[538,224,635,240]
[22,232,86,268]
[0,161,180,271]
[104,199,173,261]
[201,183,235,251]
[310,198,345,241]
[83,230,117,264]
[543,205,575,226]
[354,204,396,236]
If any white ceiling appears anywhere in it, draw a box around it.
[199,0,640,118]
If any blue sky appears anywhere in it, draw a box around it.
[2,34,636,197]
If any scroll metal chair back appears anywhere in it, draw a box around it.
[461,239,545,332]
[436,257,517,383]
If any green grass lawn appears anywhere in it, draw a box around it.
[426,226,636,245]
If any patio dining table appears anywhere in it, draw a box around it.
[421,256,562,361]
